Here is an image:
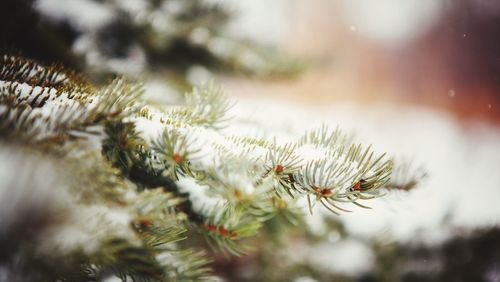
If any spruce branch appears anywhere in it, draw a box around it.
[165,81,232,129]
[384,157,427,191]
[131,189,212,282]
[0,55,406,281]
[152,128,202,180]
[264,142,303,198]
[138,85,393,255]
[102,120,205,225]
[0,56,142,143]
[199,203,262,256]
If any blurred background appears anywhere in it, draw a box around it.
[223,0,500,121]
[2,0,500,281]
[3,0,500,120]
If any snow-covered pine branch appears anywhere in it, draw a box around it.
[0,55,397,280]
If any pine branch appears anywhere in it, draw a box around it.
[384,157,427,191]
[136,84,394,255]
[0,55,404,281]
[0,56,141,143]
[165,82,232,129]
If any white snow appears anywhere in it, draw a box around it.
[224,95,500,276]
[0,147,137,256]
[4,71,498,274]
[308,239,374,276]
[294,277,318,282]
[142,79,183,105]
[177,176,223,212]
[41,204,134,255]
[294,144,328,164]
[224,0,290,45]
[132,85,500,251]
[338,0,443,45]
[234,96,500,246]
[35,0,115,31]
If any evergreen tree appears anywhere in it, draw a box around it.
[0,55,396,281]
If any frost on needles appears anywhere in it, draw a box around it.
[0,55,393,281]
